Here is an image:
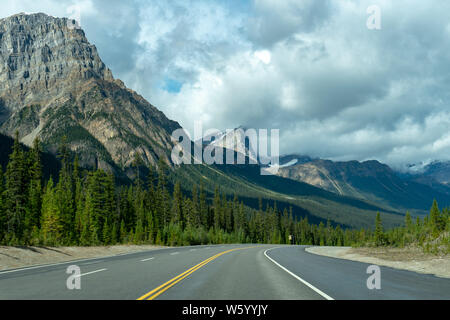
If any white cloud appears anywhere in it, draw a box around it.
[254,50,272,64]
[1,0,450,167]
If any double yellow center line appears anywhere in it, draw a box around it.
[137,247,250,300]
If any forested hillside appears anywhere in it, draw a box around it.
[0,134,447,254]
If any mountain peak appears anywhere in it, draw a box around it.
[0,13,179,172]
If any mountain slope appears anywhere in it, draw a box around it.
[277,159,450,213]
[0,132,61,179]
[421,161,450,185]
[0,13,179,172]
[168,161,405,229]
[0,13,409,229]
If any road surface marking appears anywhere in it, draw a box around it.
[74,268,107,278]
[0,249,160,275]
[81,260,104,266]
[0,259,105,275]
[137,247,251,300]
[264,248,334,300]
[141,257,155,262]
[189,249,196,252]
[170,252,180,255]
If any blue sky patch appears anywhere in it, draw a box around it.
[162,78,183,93]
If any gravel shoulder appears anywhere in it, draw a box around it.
[305,246,450,279]
[0,245,165,271]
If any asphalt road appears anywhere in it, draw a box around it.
[0,245,448,300]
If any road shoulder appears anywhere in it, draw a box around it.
[0,245,165,271]
[305,246,450,279]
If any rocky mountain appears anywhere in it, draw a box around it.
[420,161,450,185]
[198,125,449,212]
[277,158,450,212]
[199,126,259,164]
[0,12,444,228]
[0,13,180,172]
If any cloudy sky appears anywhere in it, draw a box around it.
[1,0,450,169]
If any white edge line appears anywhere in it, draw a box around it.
[0,245,229,275]
[0,248,166,275]
[74,268,107,278]
[141,257,155,262]
[170,252,180,255]
[81,260,104,266]
[264,248,334,301]
[0,258,98,275]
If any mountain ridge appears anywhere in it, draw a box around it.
[0,12,437,229]
[0,13,180,172]
[277,157,450,212]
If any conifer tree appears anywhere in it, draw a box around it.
[405,211,412,231]
[134,218,144,244]
[430,199,441,233]
[26,138,43,241]
[191,184,200,228]
[56,137,75,244]
[132,152,144,190]
[119,219,127,243]
[0,165,4,242]
[4,131,28,243]
[199,184,208,227]
[41,178,63,245]
[213,187,221,231]
[374,212,383,246]
[171,182,183,227]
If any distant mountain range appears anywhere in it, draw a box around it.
[277,158,450,213]
[0,13,446,230]
[200,128,450,214]
[407,161,450,185]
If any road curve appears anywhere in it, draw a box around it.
[0,245,448,300]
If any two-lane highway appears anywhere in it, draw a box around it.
[0,245,449,300]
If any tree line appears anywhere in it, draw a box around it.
[369,201,449,254]
[0,134,448,254]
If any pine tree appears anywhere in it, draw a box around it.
[111,222,118,245]
[73,156,84,241]
[430,199,441,233]
[26,138,43,242]
[374,212,383,246]
[4,131,28,243]
[104,173,116,231]
[199,184,208,228]
[191,184,201,228]
[132,152,144,189]
[55,137,75,244]
[405,211,412,230]
[156,158,170,228]
[41,178,63,245]
[119,219,127,243]
[102,218,111,245]
[0,165,4,242]
[171,182,183,227]
[213,186,221,231]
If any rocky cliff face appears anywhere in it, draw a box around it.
[0,13,180,171]
[277,158,450,210]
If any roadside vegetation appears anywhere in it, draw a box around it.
[0,133,448,255]
[358,201,449,255]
